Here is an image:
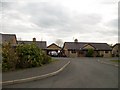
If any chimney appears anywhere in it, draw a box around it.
[74,39,78,43]
[33,37,36,42]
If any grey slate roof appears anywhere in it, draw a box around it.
[90,43,112,50]
[112,43,120,48]
[112,43,120,52]
[18,41,47,49]
[63,42,85,50]
[63,42,112,51]
[0,33,17,44]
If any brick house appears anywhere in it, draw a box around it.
[112,43,120,57]
[63,41,112,57]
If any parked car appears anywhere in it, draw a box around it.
[49,51,58,57]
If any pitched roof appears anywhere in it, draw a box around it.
[112,43,120,48]
[0,33,17,44]
[18,41,47,49]
[47,43,61,48]
[63,42,112,51]
[90,43,112,50]
[63,42,85,50]
[47,43,61,50]
[82,44,96,50]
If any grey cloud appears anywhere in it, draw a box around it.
[95,28,118,36]
[1,2,19,10]
[101,0,118,5]
[73,14,102,25]
[119,2,120,27]
[2,24,36,33]
[21,3,71,29]
[2,2,102,34]
[1,1,117,44]
[105,19,118,29]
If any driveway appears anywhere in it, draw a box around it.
[3,57,118,88]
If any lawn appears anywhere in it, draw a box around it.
[110,60,120,63]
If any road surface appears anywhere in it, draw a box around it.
[3,57,118,88]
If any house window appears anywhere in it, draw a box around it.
[105,51,108,53]
[71,50,76,53]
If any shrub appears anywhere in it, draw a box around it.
[116,54,119,57]
[42,54,52,64]
[16,43,44,68]
[2,43,52,72]
[2,42,18,72]
[86,49,94,57]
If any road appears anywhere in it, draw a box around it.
[3,57,118,88]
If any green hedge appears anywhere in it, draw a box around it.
[2,43,52,72]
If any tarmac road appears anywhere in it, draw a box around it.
[3,57,118,88]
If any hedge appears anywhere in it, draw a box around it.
[2,42,52,72]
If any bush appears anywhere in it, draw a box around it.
[16,43,49,68]
[2,43,18,72]
[86,49,94,57]
[16,44,40,68]
[2,43,52,72]
[42,54,52,64]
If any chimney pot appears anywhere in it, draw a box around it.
[74,39,78,43]
[33,38,36,42]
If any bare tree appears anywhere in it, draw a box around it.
[108,44,113,48]
[17,37,22,41]
[55,39,63,47]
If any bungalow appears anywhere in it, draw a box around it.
[112,43,120,57]
[63,40,112,57]
[47,43,61,56]
[18,38,47,51]
[0,33,17,45]
[1,33,47,52]
[0,34,17,62]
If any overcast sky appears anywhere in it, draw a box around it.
[0,0,119,45]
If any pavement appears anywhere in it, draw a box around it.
[2,59,70,86]
[97,57,119,67]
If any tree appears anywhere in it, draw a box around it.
[17,37,22,41]
[55,39,63,47]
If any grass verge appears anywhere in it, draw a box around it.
[110,60,120,63]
